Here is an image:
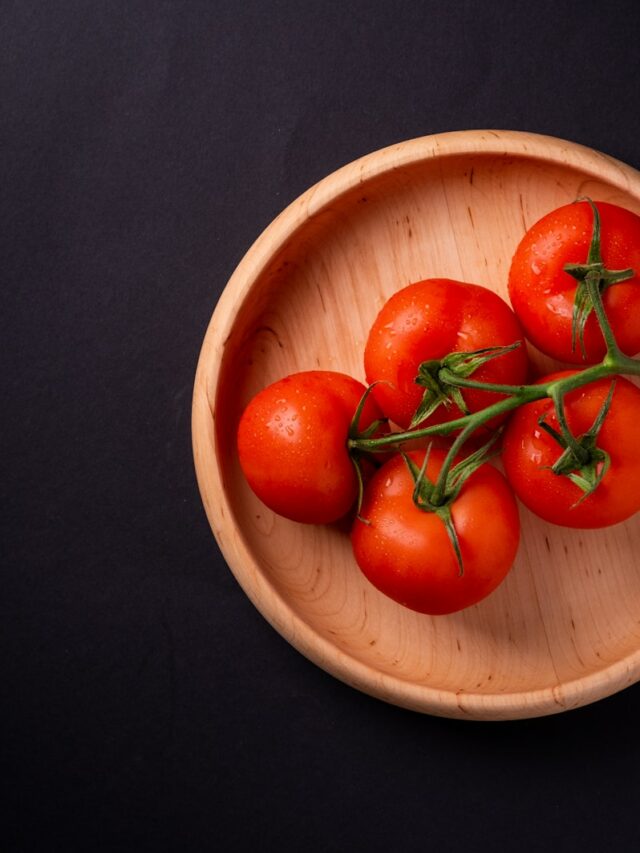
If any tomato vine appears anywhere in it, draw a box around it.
[349,199,640,568]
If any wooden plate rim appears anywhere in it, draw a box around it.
[192,129,640,720]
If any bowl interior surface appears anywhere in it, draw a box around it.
[200,136,640,718]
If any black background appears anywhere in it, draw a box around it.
[4,2,640,850]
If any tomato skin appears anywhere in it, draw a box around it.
[502,372,640,528]
[508,200,640,364]
[364,278,529,432]
[237,371,382,524]
[351,450,520,615]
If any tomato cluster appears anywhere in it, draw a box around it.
[237,199,640,616]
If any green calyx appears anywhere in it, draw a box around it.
[538,381,616,505]
[348,381,388,442]
[402,433,501,575]
[564,198,634,359]
[410,342,521,428]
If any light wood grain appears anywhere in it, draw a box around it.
[192,130,640,719]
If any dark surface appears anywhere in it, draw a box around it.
[3,2,640,850]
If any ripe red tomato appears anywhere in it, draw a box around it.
[364,278,529,433]
[351,449,520,615]
[502,372,640,528]
[237,370,383,524]
[508,200,640,364]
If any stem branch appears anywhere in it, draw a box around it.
[350,355,640,456]
[549,387,588,465]
[585,271,623,360]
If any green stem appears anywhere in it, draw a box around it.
[585,271,623,361]
[437,368,531,397]
[549,387,588,465]
[350,356,640,457]
[564,198,634,358]
[430,418,480,506]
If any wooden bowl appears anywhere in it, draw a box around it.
[192,130,640,720]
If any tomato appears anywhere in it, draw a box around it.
[508,200,640,364]
[351,449,520,615]
[237,370,383,524]
[502,372,640,528]
[364,278,529,433]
